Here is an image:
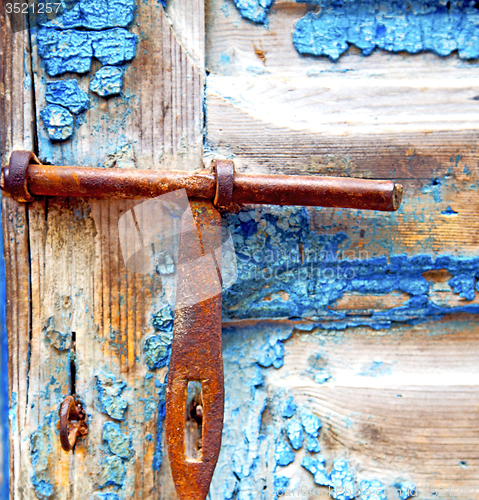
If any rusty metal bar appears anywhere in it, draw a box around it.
[1,153,403,211]
[166,201,224,500]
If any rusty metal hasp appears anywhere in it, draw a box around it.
[1,151,404,500]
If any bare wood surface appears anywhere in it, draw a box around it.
[266,316,479,496]
[0,1,35,497]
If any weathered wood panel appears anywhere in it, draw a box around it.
[1,1,35,497]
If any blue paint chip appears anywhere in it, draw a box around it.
[281,396,297,418]
[152,304,174,332]
[45,79,89,114]
[301,454,329,486]
[257,338,285,369]
[31,475,54,500]
[144,333,172,370]
[233,0,273,23]
[96,372,128,420]
[314,368,331,384]
[393,480,417,500]
[40,104,74,141]
[305,433,321,452]
[274,475,290,495]
[103,422,134,460]
[329,460,357,500]
[292,1,479,61]
[99,455,126,489]
[90,66,124,96]
[92,28,138,66]
[449,274,476,300]
[92,494,121,500]
[441,206,459,215]
[286,418,304,450]
[359,479,387,500]
[300,409,322,437]
[40,0,136,29]
[37,28,93,76]
[275,439,295,467]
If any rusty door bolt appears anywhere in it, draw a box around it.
[1,151,403,211]
[59,395,88,452]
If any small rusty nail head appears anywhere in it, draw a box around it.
[59,395,88,452]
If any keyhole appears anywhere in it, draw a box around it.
[185,381,203,460]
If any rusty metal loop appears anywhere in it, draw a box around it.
[212,159,234,207]
[2,150,40,202]
[59,396,88,452]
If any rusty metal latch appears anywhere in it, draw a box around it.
[1,151,403,500]
[59,396,88,452]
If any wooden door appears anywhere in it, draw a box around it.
[2,0,479,498]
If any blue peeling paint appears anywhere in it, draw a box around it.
[99,455,126,489]
[274,475,290,495]
[314,368,331,384]
[90,66,124,96]
[221,206,479,328]
[45,80,89,114]
[359,479,387,500]
[39,104,74,141]
[306,434,321,452]
[275,439,295,466]
[144,334,172,370]
[232,0,273,23]
[92,29,137,66]
[281,396,297,418]
[394,480,417,500]
[103,422,134,460]
[153,381,167,471]
[302,454,330,486]
[152,304,174,332]
[37,28,137,76]
[293,1,479,61]
[144,305,174,370]
[30,427,54,500]
[31,475,54,500]
[92,494,121,500]
[285,418,304,450]
[301,408,322,437]
[40,0,136,29]
[441,206,459,215]
[37,28,93,76]
[96,372,128,420]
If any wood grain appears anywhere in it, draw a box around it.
[267,316,479,496]
[0,1,36,497]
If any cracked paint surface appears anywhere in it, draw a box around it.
[221,206,479,327]
[231,0,479,61]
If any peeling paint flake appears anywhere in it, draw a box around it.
[37,28,93,76]
[96,371,128,420]
[90,66,124,96]
[91,28,138,66]
[103,422,134,460]
[45,79,89,114]
[293,1,479,61]
[39,104,74,141]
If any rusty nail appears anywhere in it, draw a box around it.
[59,395,88,452]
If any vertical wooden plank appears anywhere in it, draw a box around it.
[22,0,205,498]
[0,0,35,497]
